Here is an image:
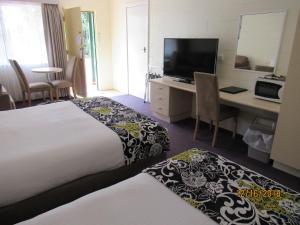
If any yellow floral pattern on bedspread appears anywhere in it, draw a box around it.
[72,97,170,165]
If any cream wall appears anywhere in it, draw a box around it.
[59,0,113,90]
[111,0,300,93]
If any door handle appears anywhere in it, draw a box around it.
[143,47,147,53]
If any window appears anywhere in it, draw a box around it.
[0,2,48,66]
[0,2,49,100]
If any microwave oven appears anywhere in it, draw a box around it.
[255,77,285,103]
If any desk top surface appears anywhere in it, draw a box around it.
[150,78,280,114]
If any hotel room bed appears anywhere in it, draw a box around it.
[0,97,169,224]
[17,149,300,225]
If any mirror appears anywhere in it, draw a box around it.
[235,12,286,73]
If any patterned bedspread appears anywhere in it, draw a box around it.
[72,97,169,165]
[144,149,300,225]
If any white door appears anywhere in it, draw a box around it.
[127,3,148,99]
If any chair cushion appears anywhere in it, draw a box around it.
[29,82,51,90]
[50,80,72,88]
[219,104,239,121]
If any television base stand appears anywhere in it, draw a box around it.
[174,78,192,84]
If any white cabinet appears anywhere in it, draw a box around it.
[150,82,170,116]
[271,11,300,177]
[150,81,193,123]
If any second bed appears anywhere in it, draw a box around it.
[17,148,300,225]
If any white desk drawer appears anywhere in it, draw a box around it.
[151,99,169,115]
[151,94,169,115]
[151,82,170,98]
[151,95,168,107]
[150,83,170,116]
[152,104,169,116]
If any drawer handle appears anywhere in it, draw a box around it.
[158,87,163,90]
[158,107,163,110]
[158,97,163,101]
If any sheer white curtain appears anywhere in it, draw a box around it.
[0,2,48,101]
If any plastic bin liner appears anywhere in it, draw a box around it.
[243,129,274,153]
[243,118,276,153]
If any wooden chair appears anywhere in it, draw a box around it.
[0,84,16,110]
[9,60,53,106]
[49,56,78,100]
[193,72,239,147]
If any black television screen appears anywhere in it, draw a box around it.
[163,38,219,80]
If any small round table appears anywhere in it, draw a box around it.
[32,67,63,81]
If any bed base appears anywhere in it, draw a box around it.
[0,153,166,225]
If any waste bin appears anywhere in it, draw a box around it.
[243,117,276,163]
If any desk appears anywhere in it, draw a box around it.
[150,77,280,123]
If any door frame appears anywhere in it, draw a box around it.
[125,0,150,95]
[81,10,100,90]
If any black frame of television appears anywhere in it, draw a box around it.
[163,38,219,82]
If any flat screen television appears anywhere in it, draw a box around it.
[163,38,219,82]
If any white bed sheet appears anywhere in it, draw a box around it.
[0,101,124,207]
[18,173,217,225]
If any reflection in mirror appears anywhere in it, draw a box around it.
[235,12,286,73]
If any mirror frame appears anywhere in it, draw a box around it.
[234,10,287,74]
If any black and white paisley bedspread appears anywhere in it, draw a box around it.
[72,97,169,165]
[144,149,300,225]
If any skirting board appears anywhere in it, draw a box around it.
[273,161,300,178]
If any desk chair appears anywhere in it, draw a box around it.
[193,72,239,147]
[49,56,78,100]
[9,60,53,106]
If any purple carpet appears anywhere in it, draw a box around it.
[112,94,300,192]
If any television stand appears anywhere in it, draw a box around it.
[174,78,192,84]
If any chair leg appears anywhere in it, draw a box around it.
[212,121,219,147]
[68,87,72,99]
[72,86,77,99]
[193,116,200,140]
[27,92,32,107]
[42,91,46,101]
[232,116,238,139]
[55,88,59,101]
[209,120,213,131]
[49,88,53,102]
[22,92,26,105]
